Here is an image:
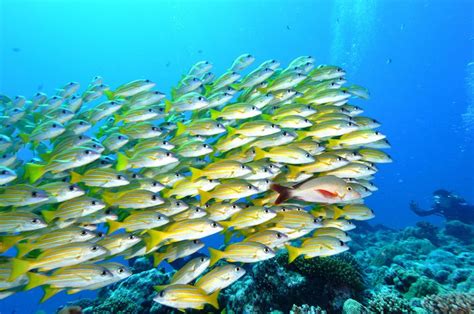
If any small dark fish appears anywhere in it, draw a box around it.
[286,25,290,30]
[386,58,392,64]
[197,49,203,54]
[165,62,171,67]
[12,48,21,53]
[37,84,44,91]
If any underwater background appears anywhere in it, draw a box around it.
[0,0,473,313]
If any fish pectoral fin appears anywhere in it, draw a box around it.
[322,243,334,250]
[53,159,71,163]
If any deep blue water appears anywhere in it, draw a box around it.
[0,0,473,312]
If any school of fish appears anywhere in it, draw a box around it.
[0,54,391,311]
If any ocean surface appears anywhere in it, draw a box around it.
[0,0,473,313]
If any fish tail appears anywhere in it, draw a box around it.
[15,242,33,257]
[332,206,344,220]
[153,285,167,292]
[208,289,221,309]
[146,230,166,252]
[260,114,273,121]
[41,286,61,303]
[209,109,220,120]
[0,235,22,253]
[253,147,267,160]
[208,247,225,266]
[25,272,49,290]
[203,84,213,96]
[226,126,236,137]
[9,258,31,282]
[271,184,292,205]
[285,244,301,263]
[198,189,212,206]
[223,229,233,244]
[103,89,115,100]
[164,99,172,113]
[19,133,29,144]
[106,219,122,234]
[25,163,46,183]
[296,131,308,141]
[153,252,166,267]
[327,139,339,148]
[287,165,301,178]
[189,167,204,182]
[175,121,186,136]
[41,210,55,224]
[102,191,116,207]
[116,153,129,171]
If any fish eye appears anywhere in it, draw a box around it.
[31,191,38,197]
[193,239,199,244]
[101,270,108,276]
[175,173,180,177]
[118,267,125,273]
[211,222,218,227]
[217,123,224,128]
[347,187,352,191]
[263,247,270,253]
[305,153,311,158]
[203,144,209,148]
[91,245,99,251]
[31,218,40,223]
[271,124,276,128]
[264,209,270,213]
[61,109,67,114]
[194,208,200,212]
[251,106,257,110]
[159,291,165,297]
[157,215,162,220]
[128,235,135,240]
[152,181,159,187]
[52,123,57,128]
[375,131,381,135]
[117,175,124,180]
[276,233,282,238]
[198,96,204,101]
[306,105,312,110]
[151,195,158,201]
[0,170,7,175]
[151,126,159,131]
[80,230,88,235]
[68,185,77,191]
[283,131,289,136]
[145,79,151,83]
[337,157,343,161]
[241,165,246,169]
[247,185,253,190]
[304,119,310,123]
[208,179,214,183]
[91,200,98,205]
[148,108,154,113]
[232,205,237,209]
[118,135,124,140]
[85,150,92,155]
[166,152,172,157]
[340,240,344,246]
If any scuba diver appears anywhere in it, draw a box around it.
[410,189,474,224]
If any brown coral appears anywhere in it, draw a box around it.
[422,293,474,314]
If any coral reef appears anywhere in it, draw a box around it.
[60,220,474,313]
[422,292,474,314]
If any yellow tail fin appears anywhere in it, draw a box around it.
[332,206,344,220]
[175,122,187,136]
[207,289,221,309]
[296,131,308,141]
[198,189,212,206]
[41,286,61,303]
[287,165,301,179]
[190,167,204,182]
[153,252,166,267]
[41,210,56,224]
[146,230,167,252]
[285,244,301,263]
[103,90,115,100]
[226,126,237,137]
[15,242,33,257]
[69,171,82,184]
[25,163,46,183]
[164,99,173,113]
[9,258,31,282]
[116,153,129,171]
[208,247,225,266]
[0,235,22,253]
[25,272,49,290]
[209,109,220,120]
[106,219,122,234]
[253,147,267,161]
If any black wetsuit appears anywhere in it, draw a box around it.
[411,198,474,224]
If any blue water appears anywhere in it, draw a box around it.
[1,0,473,312]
